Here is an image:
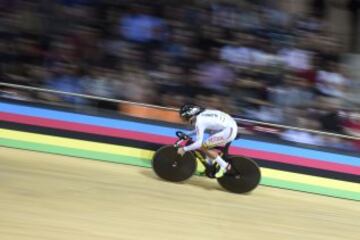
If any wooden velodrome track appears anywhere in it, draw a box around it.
[0,147,359,240]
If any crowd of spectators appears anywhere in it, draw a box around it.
[0,0,359,152]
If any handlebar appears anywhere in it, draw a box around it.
[176,131,190,140]
[174,131,192,148]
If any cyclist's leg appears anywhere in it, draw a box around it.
[201,126,237,177]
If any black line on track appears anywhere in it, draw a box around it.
[1,120,358,184]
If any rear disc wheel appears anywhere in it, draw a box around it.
[217,156,261,193]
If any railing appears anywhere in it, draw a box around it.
[0,81,359,141]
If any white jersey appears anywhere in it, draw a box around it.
[196,109,237,131]
[183,109,238,152]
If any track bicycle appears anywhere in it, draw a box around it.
[152,131,261,193]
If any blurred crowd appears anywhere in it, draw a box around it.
[0,0,359,152]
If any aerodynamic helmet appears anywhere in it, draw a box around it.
[179,104,204,121]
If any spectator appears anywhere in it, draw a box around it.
[44,63,87,105]
[315,62,350,99]
[315,97,346,134]
[119,4,167,44]
[268,74,315,108]
[343,111,360,137]
[280,115,324,146]
[278,39,314,72]
[196,48,235,93]
[121,65,155,104]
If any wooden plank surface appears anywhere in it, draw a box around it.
[0,147,358,240]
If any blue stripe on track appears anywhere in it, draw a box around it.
[1,102,359,166]
[0,102,177,136]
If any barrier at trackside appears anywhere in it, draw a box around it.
[119,102,181,123]
[0,100,359,201]
[118,102,360,153]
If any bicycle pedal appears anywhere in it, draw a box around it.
[205,170,216,179]
[205,164,219,179]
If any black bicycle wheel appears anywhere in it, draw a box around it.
[152,145,197,182]
[217,156,261,194]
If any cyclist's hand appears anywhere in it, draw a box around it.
[177,147,186,156]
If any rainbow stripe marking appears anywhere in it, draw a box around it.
[0,102,359,200]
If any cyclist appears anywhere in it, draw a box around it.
[177,104,238,178]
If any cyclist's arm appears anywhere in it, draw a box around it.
[186,129,197,137]
[183,124,205,152]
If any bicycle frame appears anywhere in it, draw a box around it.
[193,150,207,167]
[152,131,261,192]
[173,131,231,177]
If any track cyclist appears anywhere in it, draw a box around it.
[177,104,238,178]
